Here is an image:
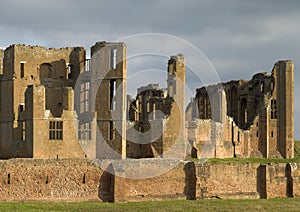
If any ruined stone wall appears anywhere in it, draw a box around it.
[0,159,104,201]
[126,55,186,159]
[0,159,299,202]
[192,61,294,159]
[196,163,260,199]
[113,161,196,202]
[290,163,300,197]
[265,163,288,198]
[0,44,86,159]
[25,85,90,159]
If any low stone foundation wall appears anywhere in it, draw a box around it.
[0,159,299,202]
[0,159,103,201]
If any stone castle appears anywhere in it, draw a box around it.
[0,42,294,160]
[0,42,296,202]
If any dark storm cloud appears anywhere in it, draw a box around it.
[0,0,299,138]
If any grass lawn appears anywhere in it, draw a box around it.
[1,141,299,211]
[0,198,300,211]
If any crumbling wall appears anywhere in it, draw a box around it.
[196,163,260,199]
[0,159,299,202]
[192,61,294,159]
[0,44,86,159]
[290,163,300,197]
[265,163,288,198]
[113,161,196,202]
[0,159,104,201]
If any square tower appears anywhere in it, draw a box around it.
[91,42,127,159]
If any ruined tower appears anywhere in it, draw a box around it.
[274,60,294,158]
[163,54,186,157]
[91,42,127,159]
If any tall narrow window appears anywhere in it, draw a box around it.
[78,122,92,140]
[260,81,265,93]
[271,99,277,119]
[80,81,90,113]
[85,59,91,72]
[241,98,247,124]
[21,121,26,141]
[49,121,63,140]
[198,96,204,119]
[202,92,211,119]
[230,86,238,120]
[270,81,275,91]
[147,102,150,113]
[152,103,156,120]
[67,64,73,79]
[109,121,115,140]
[110,79,116,111]
[111,48,117,69]
[20,62,25,78]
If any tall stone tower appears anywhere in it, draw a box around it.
[164,54,186,157]
[274,60,294,158]
[91,42,127,159]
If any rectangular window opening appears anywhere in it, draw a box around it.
[21,121,26,141]
[20,62,25,78]
[85,59,91,72]
[80,81,90,113]
[20,104,25,112]
[110,79,116,111]
[111,48,117,69]
[109,121,115,140]
[7,173,10,184]
[67,64,73,79]
[83,173,86,184]
[49,121,63,140]
[78,122,92,140]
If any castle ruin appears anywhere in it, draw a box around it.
[0,41,296,202]
[0,42,294,160]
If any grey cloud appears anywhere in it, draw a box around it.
[0,0,299,138]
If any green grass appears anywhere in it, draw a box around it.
[0,199,299,211]
[192,140,300,164]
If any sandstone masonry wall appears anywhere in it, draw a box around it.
[0,159,299,202]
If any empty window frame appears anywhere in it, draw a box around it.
[20,62,26,78]
[109,121,115,140]
[49,121,63,140]
[19,103,25,112]
[67,64,73,79]
[78,122,92,140]
[85,59,91,72]
[110,79,116,111]
[21,121,26,141]
[200,92,211,119]
[271,99,277,119]
[111,48,117,69]
[80,81,90,113]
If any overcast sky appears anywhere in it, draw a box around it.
[0,0,299,139]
